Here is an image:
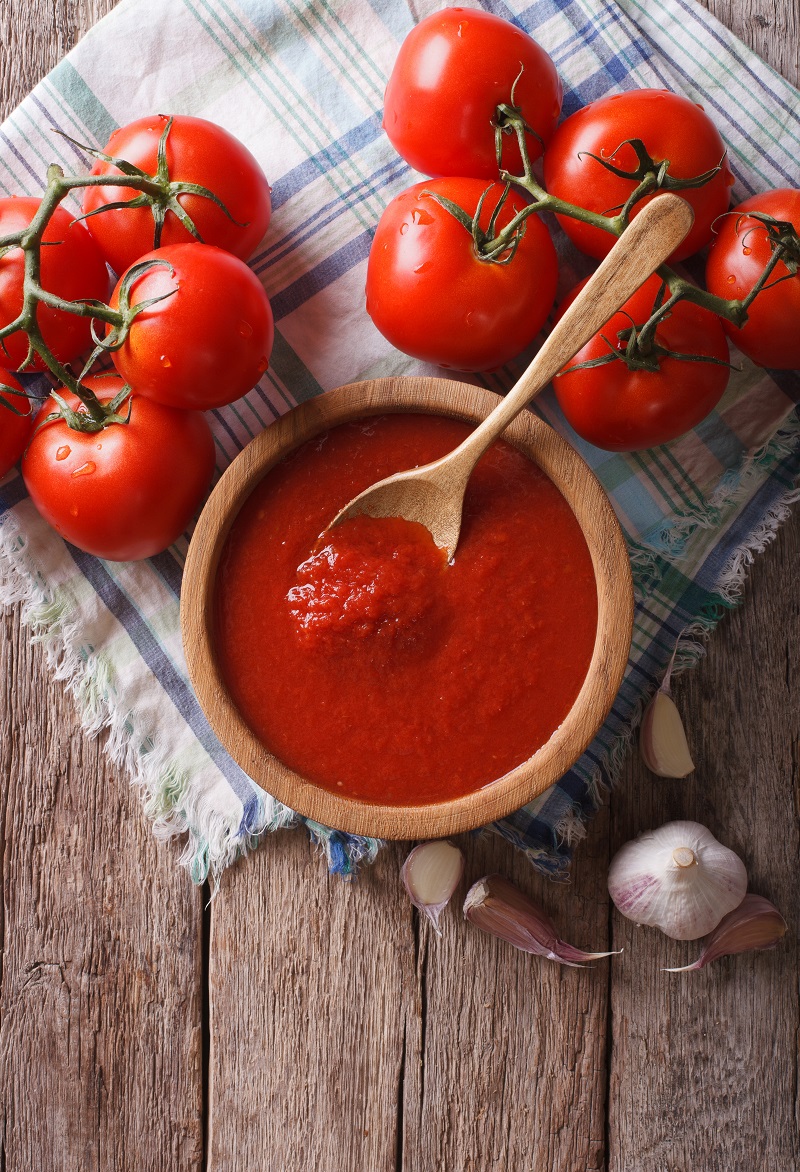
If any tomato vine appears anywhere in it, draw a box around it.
[0,118,246,431]
[479,101,799,347]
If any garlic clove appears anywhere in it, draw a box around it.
[665,893,788,972]
[640,690,695,777]
[401,840,464,933]
[608,820,748,940]
[464,874,620,967]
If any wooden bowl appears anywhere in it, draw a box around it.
[181,377,633,840]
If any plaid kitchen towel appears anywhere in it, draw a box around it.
[0,0,798,882]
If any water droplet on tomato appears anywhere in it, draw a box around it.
[727,274,736,284]
[69,505,78,517]
[457,20,468,35]
[257,357,269,375]
[400,222,409,235]
[414,260,433,274]
[160,355,172,367]
[72,461,96,478]
[743,246,752,255]
[411,208,434,226]
[726,172,735,187]
[465,311,474,327]
[238,320,253,338]
[696,102,705,111]
[55,445,70,461]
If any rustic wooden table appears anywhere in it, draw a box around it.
[0,2,797,1169]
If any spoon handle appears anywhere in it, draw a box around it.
[452,192,695,469]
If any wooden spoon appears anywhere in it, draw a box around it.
[329,192,694,558]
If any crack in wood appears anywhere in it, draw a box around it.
[394,1020,406,1172]
[202,881,211,1172]
[418,923,428,1118]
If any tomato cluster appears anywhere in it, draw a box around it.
[370,8,800,451]
[371,8,562,374]
[0,115,273,561]
[2,12,798,560]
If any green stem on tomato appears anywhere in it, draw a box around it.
[489,105,762,334]
[0,118,247,431]
[0,165,156,425]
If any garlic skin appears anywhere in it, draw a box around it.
[640,690,695,777]
[401,840,464,932]
[665,893,787,972]
[608,821,748,940]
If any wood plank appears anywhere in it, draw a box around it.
[208,834,414,1171]
[0,613,205,1172]
[608,5,800,1166]
[401,816,611,1172]
[0,3,204,1170]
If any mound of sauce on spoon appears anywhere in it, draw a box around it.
[215,413,598,806]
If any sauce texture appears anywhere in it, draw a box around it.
[215,414,597,806]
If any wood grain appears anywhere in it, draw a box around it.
[208,835,413,1172]
[182,377,632,839]
[0,4,204,1171]
[401,814,612,1172]
[0,609,204,1171]
[701,0,799,83]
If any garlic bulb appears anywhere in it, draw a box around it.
[608,820,748,940]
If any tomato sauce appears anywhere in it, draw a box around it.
[215,414,597,806]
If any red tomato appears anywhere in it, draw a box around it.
[543,90,732,263]
[83,115,271,274]
[553,274,730,451]
[22,375,215,560]
[108,244,274,411]
[383,8,562,180]
[366,178,558,371]
[0,198,109,371]
[0,370,34,477]
[706,188,800,369]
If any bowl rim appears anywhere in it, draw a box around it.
[181,377,633,840]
